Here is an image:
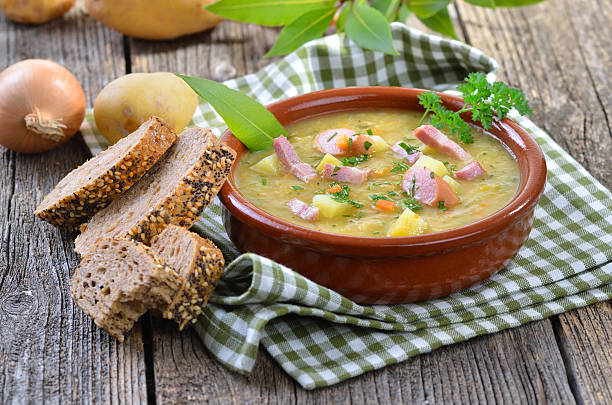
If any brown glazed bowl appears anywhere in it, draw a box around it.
[218,87,547,304]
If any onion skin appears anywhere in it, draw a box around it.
[0,0,75,24]
[0,59,86,154]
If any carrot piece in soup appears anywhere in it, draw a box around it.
[327,184,343,194]
[335,134,350,150]
[375,200,396,211]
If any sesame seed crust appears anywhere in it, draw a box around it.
[35,117,178,229]
[151,226,225,330]
[74,127,237,256]
[69,237,184,342]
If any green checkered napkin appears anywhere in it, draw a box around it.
[80,24,612,389]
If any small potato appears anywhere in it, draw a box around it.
[250,154,280,176]
[0,0,74,24]
[85,0,222,40]
[94,72,198,144]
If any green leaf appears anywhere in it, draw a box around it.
[406,0,450,19]
[371,0,400,21]
[335,4,350,32]
[265,7,335,56]
[206,0,335,27]
[464,0,496,7]
[494,0,543,6]
[396,3,412,22]
[177,74,286,151]
[417,6,458,39]
[346,3,399,55]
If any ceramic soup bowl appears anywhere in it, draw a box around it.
[218,87,547,304]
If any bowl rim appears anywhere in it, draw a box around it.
[218,86,547,257]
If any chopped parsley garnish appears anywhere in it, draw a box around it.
[333,165,342,173]
[340,154,369,166]
[327,131,338,142]
[261,177,267,185]
[390,160,410,173]
[327,182,363,208]
[329,182,351,197]
[291,185,304,191]
[387,191,397,197]
[402,198,422,211]
[364,141,373,151]
[366,128,374,135]
[449,164,457,172]
[356,211,364,219]
[398,142,419,155]
[348,137,353,148]
[429,171,435,179]
[409,175,416,196]
[438,201,449,211]
[369,194,392,201]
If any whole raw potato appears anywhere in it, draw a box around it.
[94,72,198,144]
[0,0,75,23]
[85,0,223,40]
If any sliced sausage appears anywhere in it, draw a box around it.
[414,125,472,161]
[454,161,487,180]
[321,163,371,185]
[403,166,458,207]
[314,128,374,157]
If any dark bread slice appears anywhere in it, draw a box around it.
[74,127,236,256]
[69,238,183,342]
[150,225,224,330]
[35,117,177,229]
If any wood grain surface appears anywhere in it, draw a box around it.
[0,0,609,403]
[0,5,148,404]
[457,1,612,403]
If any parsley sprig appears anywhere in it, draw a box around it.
[417,73,533,144]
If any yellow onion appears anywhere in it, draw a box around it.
[0,59,86,153]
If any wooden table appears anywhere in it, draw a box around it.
[1,1,610,403]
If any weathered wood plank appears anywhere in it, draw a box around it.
[149,318,575,404]
[131,18,578,404]
[457,0,612,403]
[455,0,611,188]
[0,4,148,403]
[130,21,280,80]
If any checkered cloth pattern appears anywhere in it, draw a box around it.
[80,23,612,389]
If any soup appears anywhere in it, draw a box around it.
[234,110,520,237]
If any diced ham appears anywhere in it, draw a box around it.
[314,128,374,157]
[290,162,318,183]
[273,135,317,183]
[286,198,319,221]
[454,161,487,180]
[414,125,472,161]
[402,166,458,207]
[321,163,371,185]
[391,142,422,164]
